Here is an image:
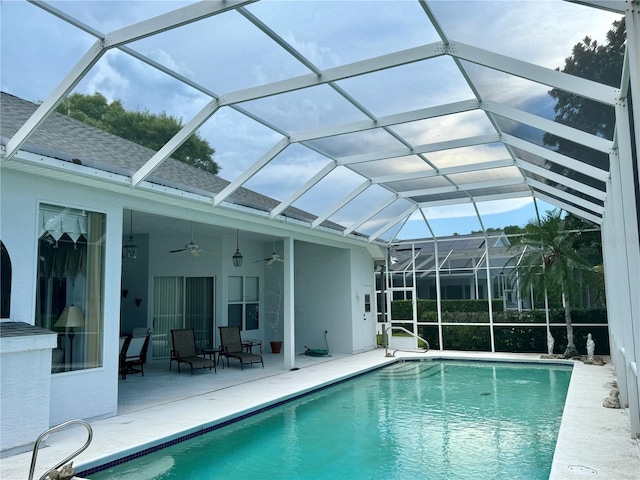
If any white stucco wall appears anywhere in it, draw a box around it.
[1,170,122,425]
[291,241,375,354]
[350,247,377,353]
[0,329,57,453]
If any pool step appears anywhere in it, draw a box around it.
[378,362,440,379]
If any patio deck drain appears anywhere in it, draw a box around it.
[567,465,597,475]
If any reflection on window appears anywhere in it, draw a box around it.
[36,204,105,373]
[228,276,259,331]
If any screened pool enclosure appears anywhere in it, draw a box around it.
[1,0,638,436]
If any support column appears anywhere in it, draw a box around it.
[609,93,640,435]
[283,236,295,370]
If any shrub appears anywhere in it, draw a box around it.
[390,300,609,354]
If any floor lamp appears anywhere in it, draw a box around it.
[54,305,85,371]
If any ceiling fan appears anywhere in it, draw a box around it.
[169,223,214,257]
[255,239,284,265]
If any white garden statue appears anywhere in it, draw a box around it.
[586,333,595,362]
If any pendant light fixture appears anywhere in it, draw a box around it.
[232,229,243,267]
[123,210,138,259]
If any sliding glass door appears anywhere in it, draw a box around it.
[152,276,215,358]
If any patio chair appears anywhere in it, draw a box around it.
[170,328,215,375]
[219,326,264,370]
[120,334,150,379]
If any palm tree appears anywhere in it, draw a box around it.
[509,209,595,358]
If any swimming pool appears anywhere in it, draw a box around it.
[86,360,572,479]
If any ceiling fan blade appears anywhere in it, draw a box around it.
[169,248,187,253]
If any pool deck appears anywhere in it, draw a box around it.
[2,349,639,479]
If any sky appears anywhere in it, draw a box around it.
[0,1,620,239]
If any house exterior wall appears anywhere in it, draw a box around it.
[1,169,122,425]
[0,327,57,454]
[293,241,353,354]
[1,167,380,433]
[350,246,377,353]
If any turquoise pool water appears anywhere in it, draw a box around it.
[88,361,572,479]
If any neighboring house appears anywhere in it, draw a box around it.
[0,92,382,448]
[387,233,515,303]
[383,232,601,311]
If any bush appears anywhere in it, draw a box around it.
[392,299,503,321]
[442,325,491,351]
[391,300,609,354]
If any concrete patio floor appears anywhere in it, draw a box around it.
[2,349,639,479]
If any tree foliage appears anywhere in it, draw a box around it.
[56,92,219,174]
[543,20,625,159]
[509,209,598,357]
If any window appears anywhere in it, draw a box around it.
[152,276,214,358]
[228,276,259,331]
[35,204,105,373]
[1,241,11,318]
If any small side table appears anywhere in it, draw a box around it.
[202,348,222,371]
[242,340,262,354]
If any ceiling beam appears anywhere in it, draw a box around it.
[514,159,606,202]
[339,134,499,165]
[371,158,514,184]
[311,180,371,228]
[418,190,531,208]
[3,40,105,161]
[367,205,418,243]
[270,162,336,218]
[132,100,222,186]
[534,191,602,225]
[450,42,618,106]
[213,137,290,206]
[343,195,398,236]
[502,134,609,182]
[482,101,613,153]
[219,42,445,107]
[527,178,604,215]
[399,177,525,198]
[565,0,627,14]
[290,99,479,143]
[104,1,257,47]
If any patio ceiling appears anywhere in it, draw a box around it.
[2,0,631,244]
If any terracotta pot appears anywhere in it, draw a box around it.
[270,341,282,354]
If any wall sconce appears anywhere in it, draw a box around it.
[122,289,129,298]
[232,229,243,267]
[135,298,142,307]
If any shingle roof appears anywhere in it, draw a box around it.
[0,92,343,231]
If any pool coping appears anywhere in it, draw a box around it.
[2,349,638,479]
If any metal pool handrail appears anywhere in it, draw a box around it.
[28,418,93,480]
[384,326,430,357]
